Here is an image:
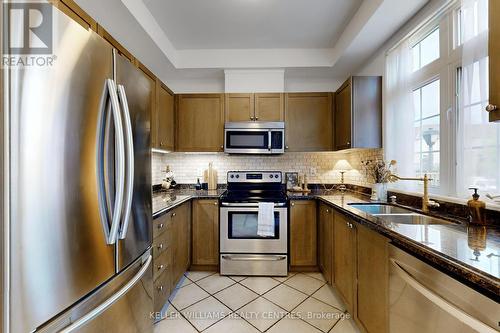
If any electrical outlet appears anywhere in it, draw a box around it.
[309,167,317,176]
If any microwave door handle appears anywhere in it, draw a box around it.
[268,130,271,151]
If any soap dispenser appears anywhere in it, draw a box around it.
[467,187,486,225]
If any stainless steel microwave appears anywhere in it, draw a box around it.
[224,122,285,154]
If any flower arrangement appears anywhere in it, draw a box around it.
[361,159,397,184]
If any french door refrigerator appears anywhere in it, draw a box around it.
[3,3,153,332]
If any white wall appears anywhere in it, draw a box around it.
[355,0,449,77]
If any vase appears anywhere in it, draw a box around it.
[372,183,388,202]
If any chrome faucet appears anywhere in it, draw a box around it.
[388,173,440,213]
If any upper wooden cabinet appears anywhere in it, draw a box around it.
[255,93,284,121]
[225,94,254,121]
[285,93,333,152]
[318,203,334,284]
[191,199,220,268]
[176,94,225,152]
[488,0,500,122]
[225,93,284,122]
[153,80,175,151]
[335,76,382,151]
[290,200,317,269]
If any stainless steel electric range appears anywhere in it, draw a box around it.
[219,171,288,276]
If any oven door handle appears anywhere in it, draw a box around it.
[221,255,287,261]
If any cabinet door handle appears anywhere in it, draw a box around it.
[250,116,255,120]
[291,202,295,206]
[255,116,259,120]
[157,243,164,250]
[214,201,218,205]
[157,264,164,271]
[157,285,164,292]
[157,223,164,229]
[326,209,330,213]
[171,212,176,217]
[285,145,289,149]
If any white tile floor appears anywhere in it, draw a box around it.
[154,271,361,333]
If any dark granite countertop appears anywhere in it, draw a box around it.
[309,192,500,301]
[152,188,225,218]
[152,187,499,300]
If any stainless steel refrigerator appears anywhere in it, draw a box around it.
[2,3,153,332]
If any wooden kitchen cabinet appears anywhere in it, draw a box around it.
[488,0,500,122]
[318,203,334,284]
[356,224,389,333]
[153,80,175,151]
[171,201,191,287]
[191,199,219,269]
[176,94,224,152]
[255,93,284,121]
[335,76,382,151]
[152,201,191,312]
[290,200,317,270]
[285,93,333,152]
[225,93,284,122]
[333,212,356,314]
[225,93,254,121]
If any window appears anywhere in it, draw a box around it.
[457,60,500,194]
[385,0,496,199]
[412,28,440,71]
[413,80,440,185]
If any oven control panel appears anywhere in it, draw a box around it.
[227,171,282,183]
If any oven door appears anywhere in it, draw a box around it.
[220,206,287,253]
[224,129,284,154]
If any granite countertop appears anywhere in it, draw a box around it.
[311,192,499,301]
[152,188,225,218]
[152,187,499,300]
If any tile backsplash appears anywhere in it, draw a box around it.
[152,149,383,187]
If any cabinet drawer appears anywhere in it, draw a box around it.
[153,211,173,239]
[153,231,171,259]
[154,269,172,312]
[154,249,172,282]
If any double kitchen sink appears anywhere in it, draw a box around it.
[348,203,457,225]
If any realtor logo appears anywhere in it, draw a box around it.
[3,1,53,55]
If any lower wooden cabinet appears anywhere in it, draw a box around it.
[152,201,191,312]
[318,202,334,284]
[171,201,191,286]
[356,223,389,333]
[191,199,220,269]
[290,200,317,269]
[333,212,357,314]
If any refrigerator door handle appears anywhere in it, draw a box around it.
[107,79,126,245]
[59,255,152,333]
[96,79,125,245]
[117,84,134,240]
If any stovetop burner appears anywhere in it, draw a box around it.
[221,171,287,204]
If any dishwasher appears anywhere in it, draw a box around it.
[389,244,499,333]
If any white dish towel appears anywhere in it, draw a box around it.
[257,202,275,237]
